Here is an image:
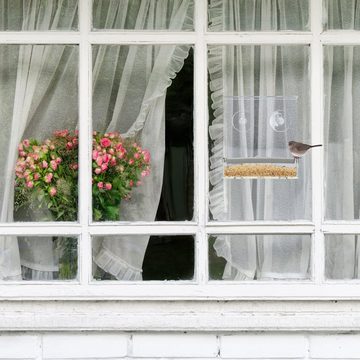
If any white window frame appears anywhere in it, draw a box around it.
[1,0,360,301]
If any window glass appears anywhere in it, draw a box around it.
[0,236,78,281]
[92,45,193,222]
[324,0,360,30]
[0,45,79,223]
[93,0,194,31]
[92,235,195,281]
[0,0,78,31]
[208,0,310,31]
[326,234,360,279]
[324,46,360,220]
[208,45,311,221]
[209,234,311,280]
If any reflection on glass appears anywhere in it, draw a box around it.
[0,236,78,281]
[324,46,360,220]
[92,45,193,222]
[92,235,194,281]
[0,45,79,222]
[93,0,194,31]
[324,0,360,30]
[208,0,310,31]
[326,234,360,279]
[0,0,78,31]
[209,234,311,280]
[208,45,311,221]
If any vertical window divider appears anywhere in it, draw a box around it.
[194,0,208,285]
[311,0,325,283]
[78,0,92,285]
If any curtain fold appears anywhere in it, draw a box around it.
[208,0,311,280]
[92,0,193,280]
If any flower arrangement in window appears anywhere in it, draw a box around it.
[14,129,151,222]
[14,130,150,279]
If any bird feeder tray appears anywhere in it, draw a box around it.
[223,95,298,180]
[223,157,298,179]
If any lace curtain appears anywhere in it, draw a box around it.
[324,2,360,279]
[0,0,193,280]
[208,0,311,280]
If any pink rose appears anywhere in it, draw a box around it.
[50,160,58,171]
[23,139,30,147]
[129,180,134,187]
[56,157,62,164]
[134,153,140,159]
[97,182,104,189]
[94,168,101,175]
[128,159,134,165]
[33,173,40,181]
[44,173,53,183]
[54,129,69,137]
[26,181,34,188]
[105,183,112,190]
[49,187,57,196]
[66,142,73,150]
[143,150,150,163]
[96,156,103,166]
[42,161,48,169]
[100,138,111,148]
[101,163,108,172]
[102,154,110,163]
[136,181,142,186]
[92,150,99,160]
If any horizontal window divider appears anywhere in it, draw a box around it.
[2,283,360,300]
[89,224,199,235]
[322,224,360,233]
[0,224,82,236]
[206,223,315,234]
[0,32,81,44]
[205,33,313,44]
[321,31,360,44]
[89,32,197,44]
[206,226,315,235]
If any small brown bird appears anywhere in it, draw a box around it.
[288,141,322,159]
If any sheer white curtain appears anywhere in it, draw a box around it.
[324,3,360,278]
[208,0,311,280]
[0,1,78,280]
[92,0,193,280]
[0,0,193,281]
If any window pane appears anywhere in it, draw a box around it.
[324,46,360,220]
[0,236,78,281]
[208,0,310,31]
[0,45,79,223]
[0,0,78,31]
[324,0,360,30]
[92,235,194,281]
[209,234,311,280]
[92,45,194,222]
[208,45,311,221]
[326,234,360,279]
[92,0,194,31]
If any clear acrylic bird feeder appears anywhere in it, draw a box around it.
[223,96,298,179]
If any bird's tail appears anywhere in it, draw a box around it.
[310,144,322,148]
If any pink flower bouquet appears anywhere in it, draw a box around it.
[15,130,151,222]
